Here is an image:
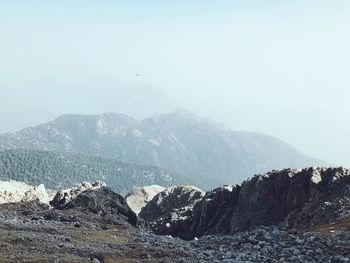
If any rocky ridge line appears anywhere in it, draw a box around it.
[139,167,350,240]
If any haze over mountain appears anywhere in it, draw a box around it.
[2,1,350,167]
[0,110,325,188]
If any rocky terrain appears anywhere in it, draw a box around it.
[0,110,325,189]
[0,167,349,262]
[189,167,350,239]
[0,201,349,262]
[139,167,350,241]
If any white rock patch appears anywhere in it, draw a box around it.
[125,185,165,215]
[0,180,50,204]
[311,170,322,184]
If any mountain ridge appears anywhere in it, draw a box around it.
[0,110,325,188]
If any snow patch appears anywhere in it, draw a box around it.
[223,185,234,192]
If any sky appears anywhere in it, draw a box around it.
[0,1,350,166]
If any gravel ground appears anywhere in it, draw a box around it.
[0,202,349,263]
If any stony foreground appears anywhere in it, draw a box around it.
[1,167,350,262]
[137,167,350,240]
[0,201,349,262]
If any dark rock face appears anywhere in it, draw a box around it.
[190,167,350,238]
[139,185,204,238]
[190,185,241,238]
[52,186,138,227]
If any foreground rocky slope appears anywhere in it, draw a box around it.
[190,167,350,239]
[0,169,349,262]
[140,167,350,241]
[0,201,349,262]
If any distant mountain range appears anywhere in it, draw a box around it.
[0,109,325,189]
[0,149,187,194]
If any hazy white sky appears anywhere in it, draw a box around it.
[0,1,350,166]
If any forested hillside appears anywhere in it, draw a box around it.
[0,150,184,193]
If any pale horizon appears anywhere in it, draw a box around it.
[1,1,350,167]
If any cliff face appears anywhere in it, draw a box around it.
[139,167,350,240]
[139,185,204,237]
[189,167,350,239]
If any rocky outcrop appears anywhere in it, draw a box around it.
[50,181,106,208]
[0,180,50,204]
[189,167,350,238]
[139,185,204,238]
[189,185,240,238]
[50,183,138,227]
[58,187,138,227]
[125,185,165,215]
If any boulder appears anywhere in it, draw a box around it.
[0,180,49,204]
[139,185,204,239]
[50,181,106,208]
[53,186,138,227]
[125,185,165,215]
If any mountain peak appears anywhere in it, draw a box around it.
[152,109,230,130]
[169,108,197,118]
[0,110,325,189]
[53,112,136,123]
